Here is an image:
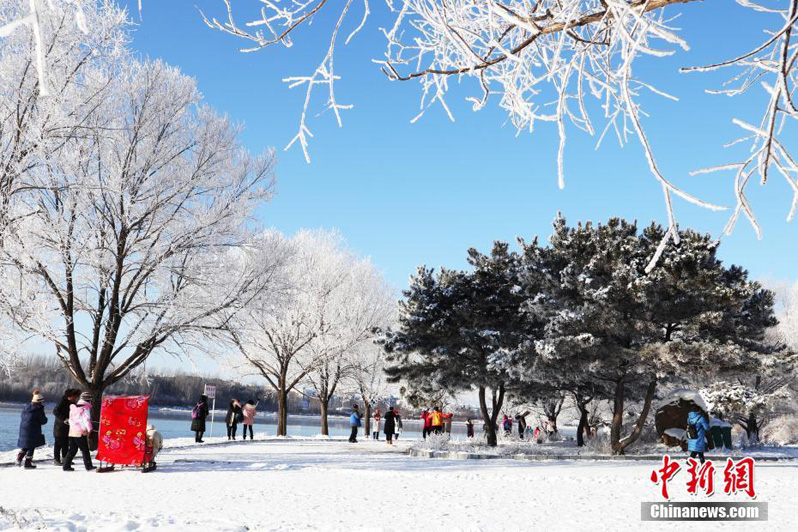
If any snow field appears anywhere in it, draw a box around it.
[1,438,796,531]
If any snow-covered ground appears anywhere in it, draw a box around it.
[1,436,795,531]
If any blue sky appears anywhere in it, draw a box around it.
[120,0,797,295]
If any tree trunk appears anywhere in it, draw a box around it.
[478,385,503,447]
[610,378,624,454]
[612,378,657,455]
[87,384,105,451]
[319,398,330,436]
[363,401,372,438]
[276,388,288,436]
[576,404,589,447]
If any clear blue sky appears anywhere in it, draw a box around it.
[120,0,797,293]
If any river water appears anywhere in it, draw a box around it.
[0,404,439,451]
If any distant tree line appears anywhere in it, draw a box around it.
[0,356,312,413]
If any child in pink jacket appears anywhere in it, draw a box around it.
[62,392,95,471]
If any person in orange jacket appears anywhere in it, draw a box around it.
[430,406,452,435]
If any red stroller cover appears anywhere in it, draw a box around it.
[97,395,150,466]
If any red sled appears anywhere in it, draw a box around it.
[96,395,157,473]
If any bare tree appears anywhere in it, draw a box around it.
[0,58,276,446]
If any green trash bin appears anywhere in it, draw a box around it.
[721,426,733,449]
[710,426,723,449]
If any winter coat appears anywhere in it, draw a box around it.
[68,401,92,438]
[383,410,397,435]
[421,412,431,428]
[431,411,443,426]
[18,402,47,450]
[350,411,362,427]
[53,396,73,439]
[191,401,209,432]
[146,427,163,457]
[687,411,711,453]
[226,403,243,426]
[242,404,257,426]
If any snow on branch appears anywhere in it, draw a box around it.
[0,0,88,97]
[202,0,369,163]
[684,0,798,238]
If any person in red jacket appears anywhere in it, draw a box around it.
[421,410,431,440]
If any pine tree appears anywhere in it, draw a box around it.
[383,242,537,446]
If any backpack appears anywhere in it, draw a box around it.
[686,423,698,440]
[191,402,202,419]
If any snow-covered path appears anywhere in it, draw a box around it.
[1,437,795,531]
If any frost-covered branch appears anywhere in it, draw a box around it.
[203,0,370,162]
[685,0,798,238]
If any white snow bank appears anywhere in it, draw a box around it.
[664,428,686,440]
[1,439,797,531]
[656,388,709,412]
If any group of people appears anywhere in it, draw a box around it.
[16,388,95,471]
[420,406,453,438]
[348,404,402,444]
[16,387,161,472]
[189,394,259,442]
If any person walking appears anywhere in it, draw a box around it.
[372,408,382,440]
[191,394,210,443]
[349,405,363,443]
[62,392,95,471]
[395,412,403,440]
[466,419,474,438]
[16,390,48,469]
[421,409,431,440]
[502,414,513,436]
[242,399,258,440]
[383,407,398,445]
[53,388,79,465]
[686,408,711,464]
[226,399,243,440]
[515,412,528,440]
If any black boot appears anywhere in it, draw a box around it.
[15,452,24,467]
[23,458,36,469]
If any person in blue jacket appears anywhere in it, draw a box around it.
[686,409,711,464]
[349,404,363,443]
[16,389,48,469]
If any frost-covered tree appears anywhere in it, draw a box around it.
[383,242,537,446]
[203,1,798,250]
[303,258,395,435]
[349,341,392,437]
[702,350,797,443]
[0,57,277,445]
[229,229,374,436]
[0,0,126,229]
[531,217,777,454]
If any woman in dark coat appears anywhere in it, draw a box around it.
[226,399,243,440]
[383,407,398,445]
[17,390,48,469]
[191,395,210,443]
[53,388,79,465]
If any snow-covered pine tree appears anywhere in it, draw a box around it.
[383,242,540,446]
[702,350,796,444]
[531,217,778,454]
